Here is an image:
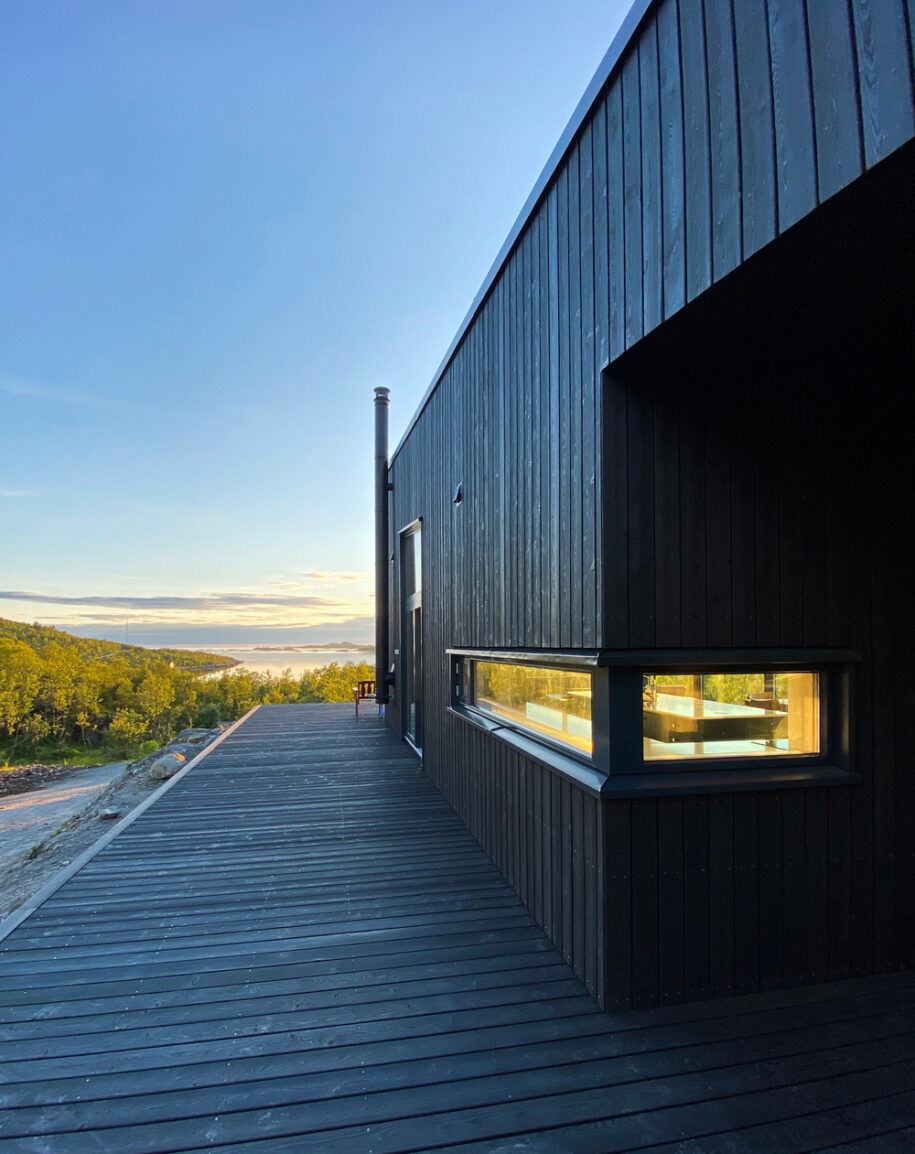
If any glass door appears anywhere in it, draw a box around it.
[400,522,422,751]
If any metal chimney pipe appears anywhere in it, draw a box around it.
[373,386,390,704]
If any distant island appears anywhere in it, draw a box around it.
[251,641,374,653]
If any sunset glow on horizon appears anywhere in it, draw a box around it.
[1,0,631,644]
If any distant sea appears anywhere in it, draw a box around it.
[158,644,374,678]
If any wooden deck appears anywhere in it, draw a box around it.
[1,703,914,1152]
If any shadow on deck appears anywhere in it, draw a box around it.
[1,703,914,1151]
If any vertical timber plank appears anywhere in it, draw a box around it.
[605,801,633,1010]
[561,779,574,963]
[708,794,735,998]
[603,372,630,647]
[658,0,686,320]
[540,205,552,648]
[640,15,664,335]
[733,792,760,993]
[551,775,563,954]
[828,786,853,979]
[679,409,708,648]
[631,799,660,1007]
[607,78,626,361]
[572,787,585,978]
[704,0,742,279]
[808,0,865,202]
[680,0,713,301]
[733,0,777,257]
[568,145,584,651]
[851,0,915,168]
[684,795,711,1000]
[558,165,572,649]
[654,393,681,647]
[705,415,733,647]
[768,0,818,231]
[657,795,685,1004]
[782,792,808,985]
[622,48,644,348]
[580,123,598,648]
[757,791,784,989]
[805,786,829,982]
[530,219,543,650]
[548,185,561,648]
[730,410,758,646]
[592,98,610,372]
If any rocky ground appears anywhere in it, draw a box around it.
[0,727,223,924]
[0,763,88,798]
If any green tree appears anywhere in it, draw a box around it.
[107,710,149,751]
[134,668,176,740]
[1,614,379,762]
[0,639,43,740]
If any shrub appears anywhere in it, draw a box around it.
[193,703,221,728]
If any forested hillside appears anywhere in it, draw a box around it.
[0,617,374,764]
[0,617,235,672]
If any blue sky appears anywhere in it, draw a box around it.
[1,0,630,645]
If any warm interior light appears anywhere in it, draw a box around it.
[465,660,592,755]
[642,670,820,760]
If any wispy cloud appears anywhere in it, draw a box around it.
[300,571,367,582]
[0,588,374,629]
[0,376,137,413]
[0,489,37,498]
[271,572,369,591]
[1,591,351,610]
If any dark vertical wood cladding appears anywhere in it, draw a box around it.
[808,0,864,202]
[657,0,686,319]
[852,0,915,166]
[680,0,713,303]
[768,0,818,231]
[420,716,606,1004]
[733,0,777,259]
[704,0,741,281]
[596,141,915,1009]
[393,0,913,469]
[387,0,914,1009]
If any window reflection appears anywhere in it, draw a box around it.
[643,671,820,760]
[466,661,592,755]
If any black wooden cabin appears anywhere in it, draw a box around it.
[378,0,915,1011]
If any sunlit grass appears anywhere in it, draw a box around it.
[0,741,108,769]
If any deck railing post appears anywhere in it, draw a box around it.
[374,386,391,704]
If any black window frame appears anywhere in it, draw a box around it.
[449,647,860,798]
[449,649,610,796]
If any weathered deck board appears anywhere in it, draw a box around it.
[1,703,914,1151]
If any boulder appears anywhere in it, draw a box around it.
[149,753,186,781]
[161,742,204,763]
[173,728,215,745]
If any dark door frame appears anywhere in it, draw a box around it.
[399,518,423,754]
